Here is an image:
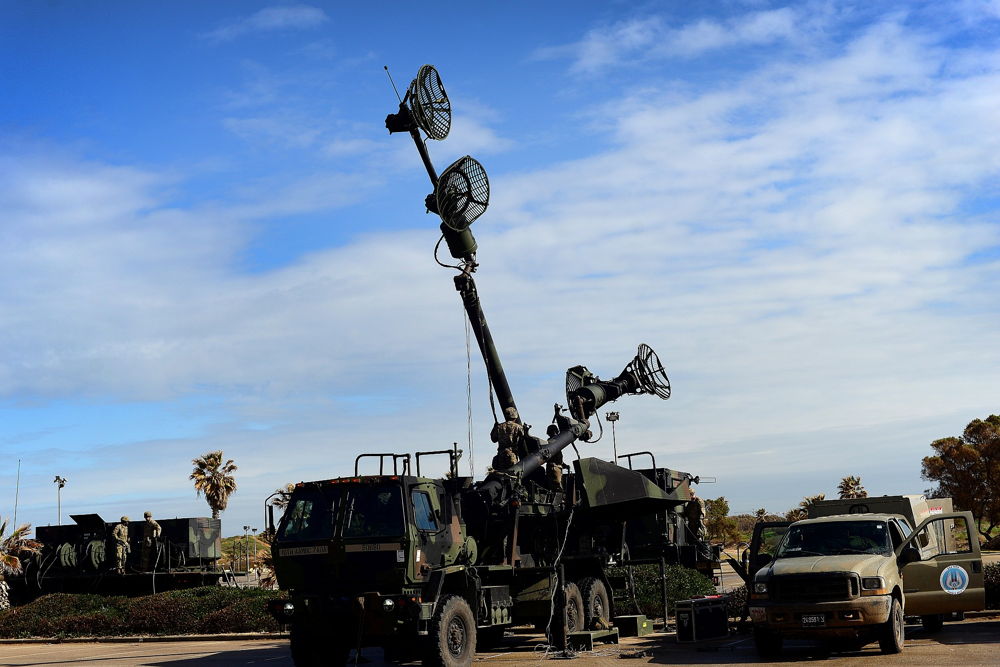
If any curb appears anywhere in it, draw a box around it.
[0,632,288,645]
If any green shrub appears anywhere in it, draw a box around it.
[986,562,1000,610]
[606,564,715,619]
[0,587,284,638]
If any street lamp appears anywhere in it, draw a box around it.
[243,525,250,574]
[53,476,67,525]
[606,412,620,464]
[252,527,258,582]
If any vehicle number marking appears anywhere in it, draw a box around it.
[940,565,970,594]
[280,546,329,556]
[345,543,402,552]
[801,614,825,627]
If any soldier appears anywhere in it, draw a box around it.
[141,511,162,571]
[684,490,707,542]
[112,516,130,575]
[490,407,524,471]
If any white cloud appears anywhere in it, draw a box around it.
[534,8,802,73]
[203,5,329,43]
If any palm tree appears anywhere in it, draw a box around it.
[270,483,296,512]
[838,475,867,499]
[190,451,238,519]
[0,519,42,610]
[786,493,826,521]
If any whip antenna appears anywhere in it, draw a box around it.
[384,65,403,104]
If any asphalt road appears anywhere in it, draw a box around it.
[2,615,998,667]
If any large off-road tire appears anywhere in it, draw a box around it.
[424,594,476,667]
[753,626,783,658]
[290,624,351,666]
[578,577,611,630]
[921,614,944,633]
[878,597,905,654]
[549,582,585,648]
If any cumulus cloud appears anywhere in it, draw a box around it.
[203,4,329,43]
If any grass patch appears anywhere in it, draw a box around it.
[0,587,284,638]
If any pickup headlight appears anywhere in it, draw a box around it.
[861,577,885,590]
[754,582,768,594]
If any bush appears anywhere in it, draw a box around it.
[607,564,715,619]
[0,587,284,638]
[986,562,1000,610]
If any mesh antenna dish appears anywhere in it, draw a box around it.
[623,344,671,399]
[436,155,490,231]
[408,65,451,140]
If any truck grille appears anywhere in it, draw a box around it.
[770,573,859,602]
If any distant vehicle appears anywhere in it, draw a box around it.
[9,514,222,602]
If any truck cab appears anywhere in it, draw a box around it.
[748,510,985,657]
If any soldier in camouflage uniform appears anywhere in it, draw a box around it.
[112,516,130,575]
[141,511,162,571]
[684,490,707,542]
[490,407,524,471]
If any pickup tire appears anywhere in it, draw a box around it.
[878,597,904,654]
[579,577,611,629]
[921,614,944,633]
[290,624,350,666]
[425,594,476,667]
[753,626,782,658]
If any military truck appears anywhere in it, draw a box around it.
[9,514,222,602]
[266,65,718,666]
[747,504,985,657]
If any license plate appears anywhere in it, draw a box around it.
[802,614,825,627]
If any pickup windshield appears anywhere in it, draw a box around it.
[776,520,892,557]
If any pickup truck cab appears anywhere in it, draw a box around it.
[748,510,985,657]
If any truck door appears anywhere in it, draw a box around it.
[896,511,985,616]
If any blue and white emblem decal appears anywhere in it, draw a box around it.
[940,565,969,595]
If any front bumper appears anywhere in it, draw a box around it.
[270,592,422,639]
[749,595,892,638]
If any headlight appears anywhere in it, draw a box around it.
[382,598,396,611]
[754,582,768,594]
[282,602,294,613]
[861,577,885,590]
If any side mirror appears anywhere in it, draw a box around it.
[751,553,773,574]
[898,545,920,566]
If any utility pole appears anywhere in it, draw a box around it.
[53,476,67,525]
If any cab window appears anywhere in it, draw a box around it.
[912,515,974,558]
[279,486,338,541]
[411,490,438,531]
[342,486,405,538]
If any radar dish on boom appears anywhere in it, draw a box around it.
[408,65,451,141]
[436,155,490,231]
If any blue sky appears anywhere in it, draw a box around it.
[2,1,999,536]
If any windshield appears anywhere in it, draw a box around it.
[776,520,892,557]
[342,485,405,538]
[279,485,340,541]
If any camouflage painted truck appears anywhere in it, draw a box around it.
[747,495,986,657]
[266,65,718,666]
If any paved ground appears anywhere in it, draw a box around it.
[2,615,998,667]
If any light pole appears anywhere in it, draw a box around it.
[243,525,250,574]
[252,527,258,582]
[53,476,67,525]
[606,412,620,464]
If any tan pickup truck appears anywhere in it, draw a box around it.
[748,508,985,657]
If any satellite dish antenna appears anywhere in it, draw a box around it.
[408,65,451,141]
[436,155,490,231]
[564,344,671,419]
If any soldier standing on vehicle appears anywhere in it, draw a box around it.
[112,516,130,574]
[684,490,707,542]
[490,407,524,470]
[141,511,162,571]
